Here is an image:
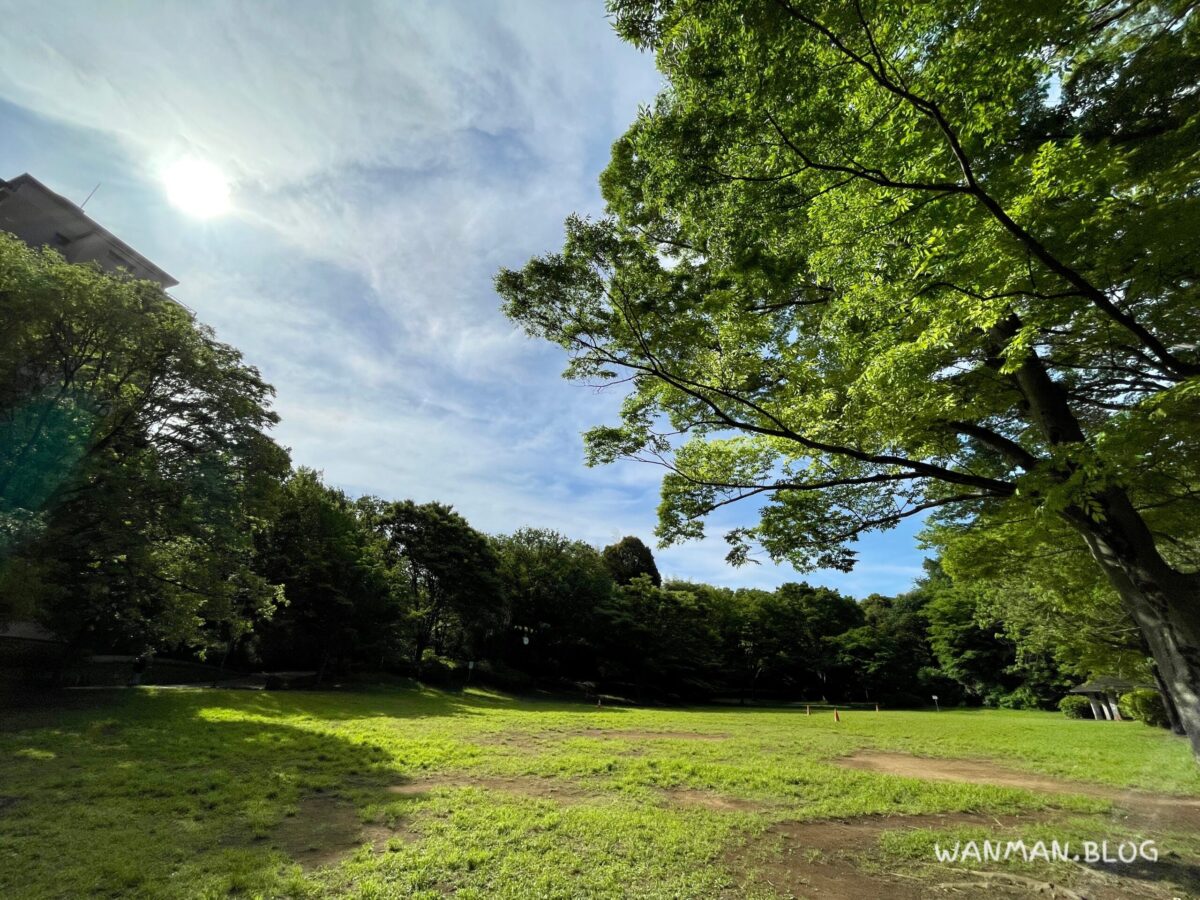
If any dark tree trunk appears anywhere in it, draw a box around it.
[1152,661,1187,737]
[1007,337,1200,760]
[1068,489,1200,758]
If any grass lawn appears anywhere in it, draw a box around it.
[1,685,1198,898]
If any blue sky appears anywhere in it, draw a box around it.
[0,0,926,596]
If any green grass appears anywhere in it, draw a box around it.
[1,686,1197,898]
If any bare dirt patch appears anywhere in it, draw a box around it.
[773,812,1022,852]
[273,796,417,870]
[662,788,764,812]
[273,796,369,870]
[837,752,1200,830]
[727,811,1145,899]
[362,821,421,853]
[387,773,593,804]
[470,731,544,751]
[577,729,729,741]
[729,813,1038,899]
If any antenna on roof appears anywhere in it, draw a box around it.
[80,182,101,209]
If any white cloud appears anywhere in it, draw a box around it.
[0,1,652,290]
[2,2,606,182]
[0,0,925,596]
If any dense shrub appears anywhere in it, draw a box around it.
[1118,689,1169,728]
[1058,695,1093,719]
[416,651,460,686]
[998,686,1049,710]
[474,660,534,692]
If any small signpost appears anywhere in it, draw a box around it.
[932,694,940,712]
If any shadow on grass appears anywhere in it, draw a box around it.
[0,692,426,896]
[0,679,619,728]
[1082,856,1200,895]
[185,683,621,722]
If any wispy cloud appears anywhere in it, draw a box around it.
[0,0,928,595]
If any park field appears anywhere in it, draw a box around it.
[1,686,1199,899]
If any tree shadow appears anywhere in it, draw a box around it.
[0,694,425,896]
[152,682,629,723]
[0,679,619,727]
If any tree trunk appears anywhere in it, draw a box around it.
[1006,337,1200,759]
[1068,489,1200,759]
[1151,662,1187,736]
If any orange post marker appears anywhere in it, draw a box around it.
[834,708,841,723]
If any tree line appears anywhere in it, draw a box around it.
[0,229,1139,710]
[5,0,1196,753]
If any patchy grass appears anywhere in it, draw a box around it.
[0,687,1197,898]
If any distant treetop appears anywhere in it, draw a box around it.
[602,535,662,587]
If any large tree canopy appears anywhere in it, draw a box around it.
[492,527,614,676]
[255,470,398,679]
[498,1,1200,755]
[0,235,287,655]
[380,500,504,667]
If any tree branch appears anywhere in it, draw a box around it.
[771,0,1200,379]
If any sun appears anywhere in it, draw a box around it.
[163,158,231,218]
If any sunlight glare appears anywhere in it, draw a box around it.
[163,158,231,218]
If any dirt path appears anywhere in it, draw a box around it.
[728,812,1090,900]
[837,752,1200,830]
[386,773,594,803]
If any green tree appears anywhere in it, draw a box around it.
[0,235,287,657]
[499,1,1200,756]
[594,575,722,698]
[772,582,863,696]
[685,582,763,699]
[601,535,662,587]
[920,561,1022,704]
[492,528,614,678]
[724,582,862,700]
[380,500,503,668]
[926,519,1161,709]
[254,469,397,680]
[833,591,956,705]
